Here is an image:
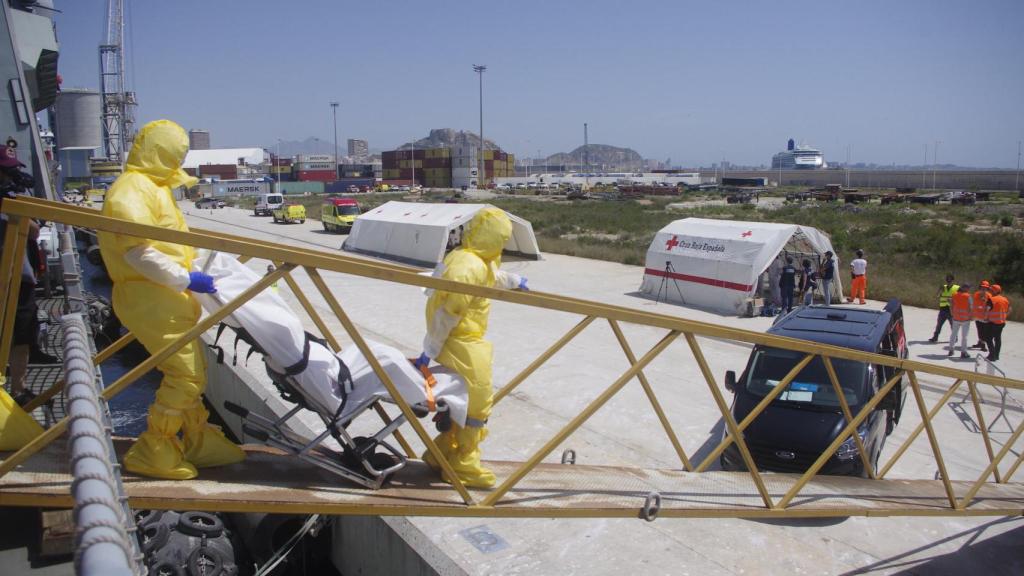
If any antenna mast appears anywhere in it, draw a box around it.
[99,0,135,163]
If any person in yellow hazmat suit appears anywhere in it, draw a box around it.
[416,207,528,488]
[97,120,244,480]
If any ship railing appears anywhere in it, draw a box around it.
[1,196,1022,517]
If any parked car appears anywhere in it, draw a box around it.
[321,197,360,232]
[272,203,306,224]
[195,197,225,209]
[347,185,360,193]
[720,301,909,477]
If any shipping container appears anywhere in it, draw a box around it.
[324,178,376,194]
[294,161,335,171]
[197,164,239,180]
[196,180,271,198]
[295,170,336,182]
[278,181,324,195]
[296,154,335,164]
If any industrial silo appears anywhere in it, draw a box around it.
[54,89,102,179]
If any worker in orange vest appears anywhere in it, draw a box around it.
[970,280,991,352]
[948,284,972,359]
[984,284,1011,362]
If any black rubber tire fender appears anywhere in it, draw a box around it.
[150,561,185,576]
[140,521,171,555]
[177,511,225,538]
[187,545,225,576]
[135,508,164,527]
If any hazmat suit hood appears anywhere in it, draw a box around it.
[126,120,198,190]
[463,207,512,263]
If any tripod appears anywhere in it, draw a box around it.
[656,261,686,305]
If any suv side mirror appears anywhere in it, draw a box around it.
[724,370,737,393]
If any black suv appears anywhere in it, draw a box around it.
[721,300,908,477]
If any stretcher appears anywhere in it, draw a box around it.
[193,252,468,489]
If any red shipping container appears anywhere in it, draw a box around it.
[295,170,336,182]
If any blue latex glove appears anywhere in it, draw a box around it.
[413,352,430,370]
[187,271,217,294]
[518,277,529,291]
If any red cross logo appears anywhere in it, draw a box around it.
[741,230,752,238]
[665,235,680,251]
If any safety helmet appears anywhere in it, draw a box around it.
[991,284,1002,294]
[980,280,990,288]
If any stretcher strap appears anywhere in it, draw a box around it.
[281,335,312,377]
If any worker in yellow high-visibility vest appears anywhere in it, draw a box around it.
[928,274,959,343]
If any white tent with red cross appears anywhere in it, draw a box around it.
[639,217,843,315]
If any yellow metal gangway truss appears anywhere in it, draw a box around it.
[1,196,1022,520]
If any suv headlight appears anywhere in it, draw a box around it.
[836,426,869,461]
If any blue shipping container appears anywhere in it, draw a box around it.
[324,178,375,193]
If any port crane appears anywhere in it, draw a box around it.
[98,0,135,164]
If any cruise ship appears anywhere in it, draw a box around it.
[772,138,826,169]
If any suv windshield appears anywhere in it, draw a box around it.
[267,195,283,204]
[744,347,869,409]
[338,206,360,215]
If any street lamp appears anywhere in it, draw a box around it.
[933,140,942,190]
[330,102,339,179]
[473,64,486,189]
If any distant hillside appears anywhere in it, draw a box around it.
[397,128,501,152]
[545,144,643,170]
[269,137,335,158]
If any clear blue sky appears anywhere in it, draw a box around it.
[53,0,1023,168]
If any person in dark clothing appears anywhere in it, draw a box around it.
[820,251,835,305]
[800,258,819,306]
[0,147,43,406]
[779,256,796,312]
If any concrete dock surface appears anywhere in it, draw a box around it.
[181,202,1023,575]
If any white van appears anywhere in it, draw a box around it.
[255,193,284,216]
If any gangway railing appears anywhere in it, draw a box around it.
[1,196,1022,519]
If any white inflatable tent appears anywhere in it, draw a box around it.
[342,201,541,267]
[639,218,843,315]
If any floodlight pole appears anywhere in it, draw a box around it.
[276,138,282,193]
[330,102,339,179]
[923,143,928,189]
[1016,140,1021,192]
[473,64,486,189]
[933,140,941,190]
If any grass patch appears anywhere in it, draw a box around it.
[223,192,1024,321]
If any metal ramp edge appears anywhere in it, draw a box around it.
[1,440,1022,519]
